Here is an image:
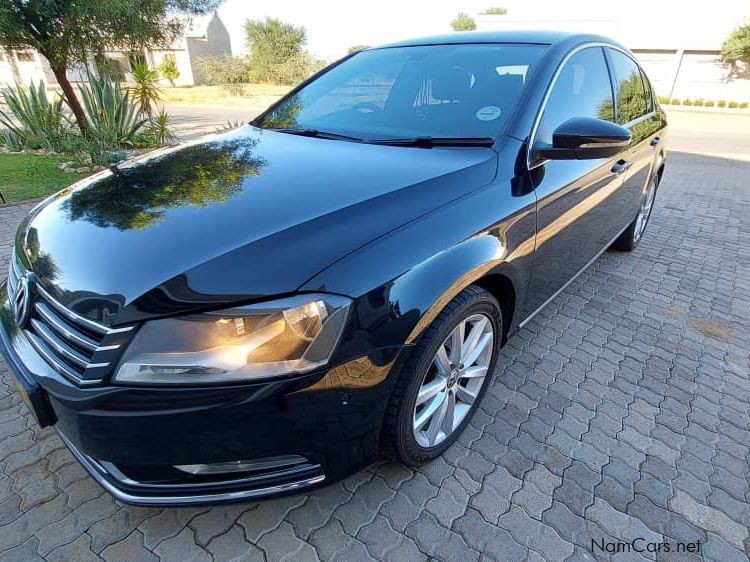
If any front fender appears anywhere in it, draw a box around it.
[303,176,537,360]
[391,234,527,345]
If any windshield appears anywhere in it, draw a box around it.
[256,43,547,141]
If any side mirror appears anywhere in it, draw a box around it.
[534,117,631,160]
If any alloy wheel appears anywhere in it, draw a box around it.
[412,313,494,447]
[634,176,657,242]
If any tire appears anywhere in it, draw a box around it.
[382,285,502,465]
[611,172,659,252]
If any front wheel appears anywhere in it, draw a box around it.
[382,286,502,465]
[611,172,659,252]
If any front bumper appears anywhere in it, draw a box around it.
[0,283,401,505]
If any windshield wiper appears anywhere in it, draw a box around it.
[266,127,363,142]
[368,136,495,148]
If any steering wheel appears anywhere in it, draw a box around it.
[352,102,382,114]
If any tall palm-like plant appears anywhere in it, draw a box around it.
[129,62,162,117]
[0,81,71,151]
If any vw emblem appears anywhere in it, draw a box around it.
[12,274,32,328]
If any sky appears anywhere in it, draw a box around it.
[216,0,750,60]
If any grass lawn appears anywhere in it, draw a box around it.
[0,153,88,204]
[162,84,289,110]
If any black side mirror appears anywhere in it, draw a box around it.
[534,117,631,160]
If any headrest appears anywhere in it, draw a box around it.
[430,67,473,101]
[496,73,524,96]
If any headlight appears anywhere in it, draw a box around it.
[114,294,351,385]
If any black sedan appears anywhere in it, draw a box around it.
[0,30,666,505]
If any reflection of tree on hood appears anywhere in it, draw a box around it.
[63,137,266,230]
[26,228,58,281]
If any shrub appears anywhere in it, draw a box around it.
[129,63,162,117]
[717,100,727,107]
[148,109,176,147]
[262,51,324,86]
[657,95,670,105]
[728,100,739,108]
[0,81,72,152]
[158,56,180,87]
[347,44,370,54]
[693,98,705,107]
[78,73,148,150]
[705,100,715,107]
[196,55,251,94]
[215,120,245,133]
[670,98,681,105]
[451,12,477,31]
[483,7,508,15]
[0,128,24,151]
[739,101,749,109]
[682,98,693,106]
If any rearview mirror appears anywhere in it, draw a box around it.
[534,117,631,160]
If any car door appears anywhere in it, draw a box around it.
[521,46,628,320]
[606,48,663,227]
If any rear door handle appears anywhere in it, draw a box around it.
[650,137,661,147]
[611,160,631,174]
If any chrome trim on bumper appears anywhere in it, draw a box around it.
[56,430,326,506]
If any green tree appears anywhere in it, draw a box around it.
[159,56,181,86]
[721,25,750,74]
[0,0,222,134]
[245,17,308,84]
[451,13,477,32]
[483,7,507,15]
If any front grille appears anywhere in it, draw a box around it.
[7,250,134,386]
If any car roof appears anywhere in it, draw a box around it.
[376,30,618,49]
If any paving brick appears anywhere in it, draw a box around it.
[205,525,264,562]
[357,515,425,561]
[100,531,157,562]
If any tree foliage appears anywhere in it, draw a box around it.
[721,25,750,70]
[451,12,477,32]
[245,17,320,85]
[0,0,222,132]
[196,54,252,94]
[159,56,180,86]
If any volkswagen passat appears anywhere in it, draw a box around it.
[0,31,666,505]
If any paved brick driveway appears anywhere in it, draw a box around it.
[1,148,749,561]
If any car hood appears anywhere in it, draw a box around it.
[18,126,497,326]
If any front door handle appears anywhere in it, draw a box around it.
[650,137,661,147]
[611,160,631,174]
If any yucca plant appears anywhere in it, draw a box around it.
[149,109,177,147]
[78,73,148,148]
[129,62,162,117]
[0,81,72,151]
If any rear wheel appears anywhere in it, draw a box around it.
[382,286,502,465]
[612,172,659,252]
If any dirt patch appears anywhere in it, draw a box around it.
[689,318,731,341]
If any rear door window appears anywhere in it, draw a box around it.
[607,49,650,124]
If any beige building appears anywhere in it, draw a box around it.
[0,12,231,89]
[476,5,750,102]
